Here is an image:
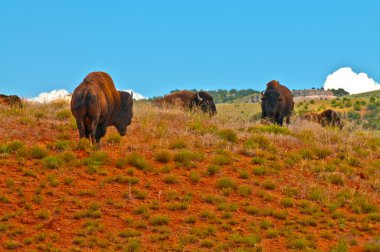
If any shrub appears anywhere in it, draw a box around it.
[189,172,201,183]
[259,219,272,230]
[239,170,249,179]
[154,150,172,163]
[106,133,122,144]
[56,110,72,120]
[174,150,204,164]
[252,156,266,165]
[245,134,272,150]
[169,138,187,149]
[252,166,267,176]
[53,140,71,151]
[126,153,150,171]
[238,185,252,197]
[4,240,21,249]
[308,186,326,202]
[75,138,91,151]
[251,125,290,135]
[212,155,232,166]
[280,198,294,208]
[151,215,169,226]
[207,165,220,176]
[218,129,238,143]
[163,175,178,184]
[43,156,63,169]
[29,145,48,159]
[329,172,345,185]
[126,238,140,251]
[216,178,236,189]
[7,141,24,153]
[262,180,276,190]
[244,205,260,215]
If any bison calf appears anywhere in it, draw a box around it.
[301,109,343,129]
[71,72,133,146]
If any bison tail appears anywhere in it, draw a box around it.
[72,90,89,111]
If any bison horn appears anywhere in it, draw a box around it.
[196,92,203,102]
[261,91,264,97]
[131,91,133,99]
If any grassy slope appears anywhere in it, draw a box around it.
[0,101,379,251]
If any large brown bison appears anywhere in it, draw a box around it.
[261,80,294,126]
[152,90,217,116]
[0,94,23,108]
[71,72,133,145]
[302,109,343,129]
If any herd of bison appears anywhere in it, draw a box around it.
[1,71,343,146]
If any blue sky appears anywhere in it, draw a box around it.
[1,0,379,98]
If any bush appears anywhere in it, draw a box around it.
[56,110,72,120]
[154,150,172,163]
[238,185,252,197]
[174,150,204,163]
[126,153,150,171]
[212,155,232,166]
[250,125,290,135]
[151,215,169,226]
[7,141,24,153]
[169,138,187,149]
[262,180,276,190]
[53,140,71,151]
[218,129,238,143]
[207,165,220,176]
[29,145,48,159]
[43,156,63,169]
[106,133,122,144]
[216,178,236,189]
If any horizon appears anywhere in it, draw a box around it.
[1,1,380,99]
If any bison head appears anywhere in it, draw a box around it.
[261,90,284,122]
[114,91,134,136]
[193,92,217,116]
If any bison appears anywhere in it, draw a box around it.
[301,109,343,129]
[261,80,294,126]
[152,90,217,116]
[0,94,23,108]
[71,72,133,146]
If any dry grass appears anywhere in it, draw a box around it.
[0,100,379,251]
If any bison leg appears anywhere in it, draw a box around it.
[277,116,284,126]
[88,119,98,145]
[95,123,107,145]
[285,116,291,125]
[75,119,86,139]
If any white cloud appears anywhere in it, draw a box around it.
[123,90,146,100]
[29,89,146,103]
[29,89,70,103]
[323,67,380,94]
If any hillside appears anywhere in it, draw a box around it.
[0,101,379,251]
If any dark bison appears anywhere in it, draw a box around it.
[261,80,294,126]
[152,90,217,116]
[71,72,133,146]
[319,109,343,128]
[0,94,23,108]
[301,109,343,129]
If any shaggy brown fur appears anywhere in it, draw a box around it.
[0,94,23,108]
[71,72,133,145]
[261,80,294,126]
[301,109,343,129]
[152,90,217,116]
